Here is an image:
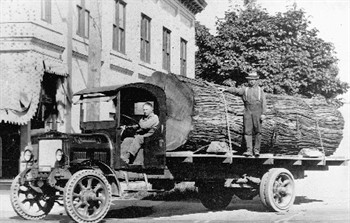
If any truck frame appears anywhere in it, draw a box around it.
[10,83,348,223]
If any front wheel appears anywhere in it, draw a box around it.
[259,168,296,212]
[198,183,233,210]
[64,169,112,223]
[10,173,56,220]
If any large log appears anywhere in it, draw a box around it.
[146,72,344,156]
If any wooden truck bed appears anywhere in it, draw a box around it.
[166,151,348,168]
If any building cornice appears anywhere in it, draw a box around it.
[179,0,207,14]
[31,37,65,53]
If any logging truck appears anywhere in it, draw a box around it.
[10,72,348,223]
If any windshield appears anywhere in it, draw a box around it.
[77,96,116,122]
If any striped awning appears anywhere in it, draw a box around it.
[0,51,67,125]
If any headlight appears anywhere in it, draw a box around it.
[24,149,33,162]
[55,149,63,162]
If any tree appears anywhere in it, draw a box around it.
[195,22,221,83]
[195,5,349,99]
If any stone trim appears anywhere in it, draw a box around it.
[138,73,148,80]
[72,50,88,61]
[31,37,65,53]
[110,50,132,62]
[110,64,134,76]
[139,63,156,71]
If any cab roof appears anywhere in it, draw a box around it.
[73,83,162,96]
[74,85,123,96]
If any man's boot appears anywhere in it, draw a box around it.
[254,147,260,157]
[243,135,253,157]
[254,133,262,157]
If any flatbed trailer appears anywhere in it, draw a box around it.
[161,151,348,212]
[166,151,347,168]
[10,81,349,223]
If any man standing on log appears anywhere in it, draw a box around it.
[220,71,267,157]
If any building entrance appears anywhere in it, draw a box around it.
[0,123,20,179]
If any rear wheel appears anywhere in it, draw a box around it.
[259,171,269,207]
[10,173,55,220]
[259,168,296,212]
[64,169,112,223]
[198,183,233,210]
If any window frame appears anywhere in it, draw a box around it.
[180,38,187,76]
[140,14,151,63]
[77,2,90,39]
[41,0,52,23]
[162,27,171,72]
[113,0,126,53]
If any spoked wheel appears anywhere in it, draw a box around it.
[64,169,112,223]
[10,174,56,220]
[259,168,296,212]
[198,183,233,210]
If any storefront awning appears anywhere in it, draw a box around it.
[0,51,67,125]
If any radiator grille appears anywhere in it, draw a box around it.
[94,152,108,163]
[72,151,87,160]
[38,140,62,172]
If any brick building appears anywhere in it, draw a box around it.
[0,0,207,178]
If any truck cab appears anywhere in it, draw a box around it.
[74,83,167,170]
[10,82,168,223]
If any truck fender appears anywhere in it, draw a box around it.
[93,161,121,197]
[69,159,121,196]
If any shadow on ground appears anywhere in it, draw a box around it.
[106,206,154,219]
[293,196,323,205]
[9,214,71,222]
[6,193,324,222]
[105,195,325,219]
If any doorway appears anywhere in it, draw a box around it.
[0,123,20,179]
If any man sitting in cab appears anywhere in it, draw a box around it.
[121,102,159,164]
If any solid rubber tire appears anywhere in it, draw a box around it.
[259,171,270,207]
[262,168,296,212]
[64,169,112,223]
[10,174,55,220]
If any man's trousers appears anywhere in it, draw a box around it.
[243,103,263,151]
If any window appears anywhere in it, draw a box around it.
[140,14,151,63]
[41,0,51,23]
[162,27,171,71]
[180,38,187,76]
[113,0,126,53]
[77,0,90,38]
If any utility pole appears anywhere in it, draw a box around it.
[65,0,73,132]
[86,0,102,121]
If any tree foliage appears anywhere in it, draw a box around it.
[195,5,348,99]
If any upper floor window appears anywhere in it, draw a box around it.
[41,0,51,23]
[180,38,187,76]
[113,0,126,53]
[162,27,171,72]
[140,14,151,63]
[77,0,89,39]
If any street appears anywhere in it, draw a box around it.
[1,166,349,223]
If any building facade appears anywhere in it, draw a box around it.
[0,0,207,178]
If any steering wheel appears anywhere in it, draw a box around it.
[121,114,138,125]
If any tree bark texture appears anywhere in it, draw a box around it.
[146,72,344,156]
